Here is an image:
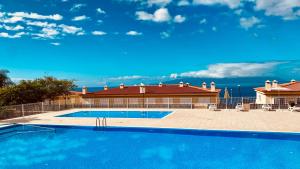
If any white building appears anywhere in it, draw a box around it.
[255,80,300,105]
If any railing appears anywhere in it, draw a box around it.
[95,117,107,129]
[0,96,300,120]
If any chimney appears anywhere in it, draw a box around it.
[120,83,124,89]
[104,85,108,91]
[202,82,207,89]
[265,80,271,91]
[82,86,87,95]
[185,83,190,87]
[158,82,163,87]
[291,79,296,83]
[139,83,146,94]
[210,82,216,92]
[272,80,278,88]
[179,81,184,87]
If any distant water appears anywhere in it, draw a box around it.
[74,85,257,97]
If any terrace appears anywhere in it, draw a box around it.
[1,98,300,133]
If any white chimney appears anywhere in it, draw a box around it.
[139,83,146,94]
[179,81,184,87]
[272,80,278,88]
[210,82,216,92]
[158,82,163,87]
[185,83,190,87]
[104,85,108,91]
[82,86,87,94]
[265,80,271,91]
[202,82,207,89]
[291,79,296,83]
[120,83,124,89]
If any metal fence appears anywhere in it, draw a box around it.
[0,96,300,120]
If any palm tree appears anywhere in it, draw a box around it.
[0,70,13,88]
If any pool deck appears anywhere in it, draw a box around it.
[1,108,300,133]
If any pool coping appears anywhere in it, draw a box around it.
[2,123,300,141]
[2,108,300,133]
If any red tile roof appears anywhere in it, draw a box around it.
[69,91,91,95]
[84,84,220,96]
[255,81,300,92]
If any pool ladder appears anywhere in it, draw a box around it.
[96,117,107,128]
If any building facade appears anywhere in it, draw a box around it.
[60,82,221,108]
[255,80,300,105]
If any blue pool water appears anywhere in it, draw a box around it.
[57,111,172,118]
[1,125,300,169]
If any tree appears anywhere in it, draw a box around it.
[0,76,76,106]
[0,70,13,88]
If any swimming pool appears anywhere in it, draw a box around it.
[57,110,172,118]
[1,124,300,169]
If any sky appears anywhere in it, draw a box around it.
[0,0,300,86]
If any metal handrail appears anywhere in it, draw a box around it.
[102,117,107,127]
[96,117,101,127]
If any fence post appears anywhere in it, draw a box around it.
[127,98,129,109]
[146,98,148,108]
[21,104,24,117]
[90,98,92,108]
[58,102,61,111]
[41,102,44,112]
[168,97,170,109]
[190,97,193,109]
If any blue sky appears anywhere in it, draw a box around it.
[0,0,300,86]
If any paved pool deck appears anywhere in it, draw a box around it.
[1,108,300,133]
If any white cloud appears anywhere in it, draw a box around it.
[0,32,25,38]
[1,16,23,23]
[3,25,24,31]
[234,9,243,15]
[50,42,60,46]
[59,24,83,34]
[212,26,217,31]
[97,20,103,24]
[160,31,170,39]
[136,8,171,23]
[193,0,241,9]
[172,62,282,78]
[70,4,86,12]
[77,32,85,35]
[33,27,59,39]
[0,11,4,18]
[136,11,154,20]
[107,75,145,81]
[170,73,178,79]
[178,0,190,6]
[240,16,261,30]
[42,28,59,36]
[126,30,142,36]
[200,18,207,24]
[72,15,90,21]
[174,15,186,23]
[25,21,56,28]
[96,8,106,14]
[147,0,171,7]
[8,12,63,20]
[255,0,300,20]
[153,8,171,22]
[92,31,107,36]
